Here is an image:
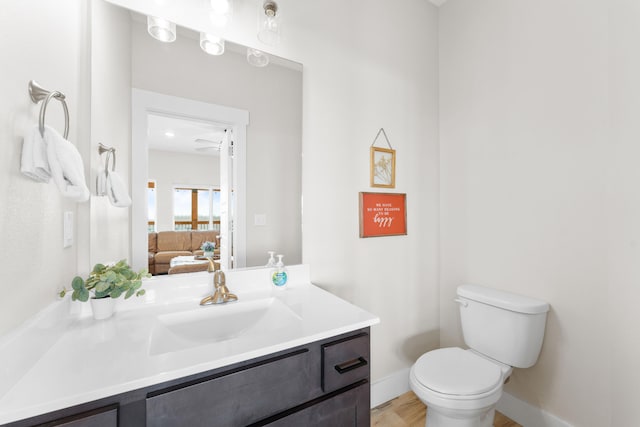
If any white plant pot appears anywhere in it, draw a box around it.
[204,251,214,258]
[90,297,115,320]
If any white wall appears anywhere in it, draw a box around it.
[0,0,88,336]
[89,0,132,267]
[286,0,441,380]
[131,20,302,267]
[608,0,640,423]
[439,0,626,425]
[148,149,219,232]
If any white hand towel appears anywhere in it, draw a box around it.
[106,170,132,207]
[96,169,107,196]
[20,126,51,182]
[43,125,90,202]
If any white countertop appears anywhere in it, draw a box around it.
[0,265,379,425]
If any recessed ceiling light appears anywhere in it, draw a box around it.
[165,131,175,137]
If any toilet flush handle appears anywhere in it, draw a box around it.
[454,298,468,308]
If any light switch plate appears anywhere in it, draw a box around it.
[254,213,267,226]
[63,211,73,248]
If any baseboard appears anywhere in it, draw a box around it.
[497,392,573,427]
[370,368,411,408]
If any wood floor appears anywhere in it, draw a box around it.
[371,392,521,427]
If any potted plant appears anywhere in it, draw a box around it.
[59,260,150,320]
[201,241,216,258]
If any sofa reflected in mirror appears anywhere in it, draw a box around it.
[148,231,220,275]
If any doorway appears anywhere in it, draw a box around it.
[131,89,249,271]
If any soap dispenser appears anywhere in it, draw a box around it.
[265,251,276,267]
[271,254,288,289]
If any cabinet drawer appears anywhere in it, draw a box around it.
[147,349,317,426]
[44,406,117,427]
[260,382,370,427]
[321,333,370,393]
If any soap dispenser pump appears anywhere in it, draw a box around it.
[265,251,276,267]
[271,254,288,288]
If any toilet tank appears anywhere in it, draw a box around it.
[456,284,550,368]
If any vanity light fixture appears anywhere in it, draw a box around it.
[210,0,233,27]
[246,48,269,67]
[257,0,281,46]
[147,16,176,43]
[200,32,225,55]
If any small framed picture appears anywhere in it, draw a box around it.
[359,192,407,238]
[370,146,396,188]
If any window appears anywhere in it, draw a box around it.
[173,187,220,231]
[148,181,157,232]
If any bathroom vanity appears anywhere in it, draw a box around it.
[0,266,379,426]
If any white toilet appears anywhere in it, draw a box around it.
[410,284,549,427]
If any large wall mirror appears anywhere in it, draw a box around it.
[91,0,302,273]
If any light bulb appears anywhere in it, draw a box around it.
[211,0,230,15]
[210,0,232,27]
[200,33,225,55]
[147,16,176,43]
[257,1,281,46]
[247,48,269,67]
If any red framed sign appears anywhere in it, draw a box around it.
[359,192,407,238]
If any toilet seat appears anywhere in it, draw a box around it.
[412,347,503,396]
[409,347,507,411]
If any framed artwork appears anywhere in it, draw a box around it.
[370,146,396,188]
[359,192,407,238]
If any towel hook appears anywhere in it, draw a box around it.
[28,80,70,139]
[98,143,116,174]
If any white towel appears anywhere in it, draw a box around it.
[96,169,107,196]
[106,170,131,207]
[43,125,90,202]
[20,126,51,182]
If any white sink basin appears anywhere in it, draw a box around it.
[149,297,300,355]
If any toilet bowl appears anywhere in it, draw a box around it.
[409,285,549,427]
[410,347,511,427]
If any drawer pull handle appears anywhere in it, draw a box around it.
[334,357,368,374]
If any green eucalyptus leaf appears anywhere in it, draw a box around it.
[136,289,146,297]
[78,288,90,302]
[75,260,148,301]
[101,271,117,283]
[71,276,84,291]
[95,281,111,293]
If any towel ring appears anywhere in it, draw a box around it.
[28,80,70,139]
[98,143,116,174]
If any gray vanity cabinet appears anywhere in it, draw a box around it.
[257,382,370,427]
[146,348,320,426]
[29,406,117,427]
[8,328,370,427]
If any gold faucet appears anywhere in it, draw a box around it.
[200,258,238,306]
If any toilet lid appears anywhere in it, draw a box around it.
[413,348,502,396]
